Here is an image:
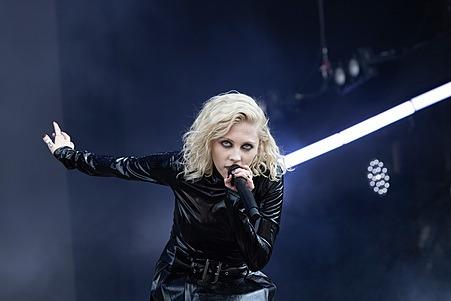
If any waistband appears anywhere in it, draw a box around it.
[171,249,249,285]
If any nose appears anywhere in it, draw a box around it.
[229,149,241,163]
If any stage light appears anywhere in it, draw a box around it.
[410,82,451,110]
[282,134,343,166]
[334,65,346,86]
[348,57,360,78]
[339,102,414,144]
[284,82,451,169]
[331,48,377,94]
[367,159,390,195]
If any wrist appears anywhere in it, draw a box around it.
[53,145,74,157]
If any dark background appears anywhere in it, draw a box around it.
[1,0,451,300]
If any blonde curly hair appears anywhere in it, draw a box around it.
[182,91,284,181]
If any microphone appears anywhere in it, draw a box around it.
[227,164,261,223]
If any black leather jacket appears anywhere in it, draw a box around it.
[54,146,284,272]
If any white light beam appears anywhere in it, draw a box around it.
[284,82,451,169]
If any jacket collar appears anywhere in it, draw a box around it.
[211,166,224,185]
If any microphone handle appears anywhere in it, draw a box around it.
[234,177,260,223]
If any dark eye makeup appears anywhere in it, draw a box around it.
[220,140,254,151]
[242,144,253,150]
[221,140,232,147]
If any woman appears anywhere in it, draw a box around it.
[43,92,285,300]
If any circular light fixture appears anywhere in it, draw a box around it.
[367,159,390,196]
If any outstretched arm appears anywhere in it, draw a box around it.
[43,121,179,185]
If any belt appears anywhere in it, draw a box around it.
[172,249,249,285]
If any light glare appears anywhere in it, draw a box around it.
[284,82,451,169]
[284,134,343,168]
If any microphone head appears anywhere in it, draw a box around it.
[227,164,243,186]
[227,164,241,177]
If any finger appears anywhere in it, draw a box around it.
[225,175,233,185]
[232,167,245,174]
[61,131,70,140]
[235,170,251,179]
[42,134,52,143]
[224,179,237,191]
[242,165,252,172]
[224,174,231,182]
[42,134,54,150]
[237,166,252,175]
[53,121,62,135]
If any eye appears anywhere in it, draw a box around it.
[242,144,254,151]
[220,140,232,148]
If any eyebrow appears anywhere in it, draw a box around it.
[219,137,257,144]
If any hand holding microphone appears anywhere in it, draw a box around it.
[226,164,260,223]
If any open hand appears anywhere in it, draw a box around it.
[42,121,75,154]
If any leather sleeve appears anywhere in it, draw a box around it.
[53,146,180,186]
[225,175,284,271]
